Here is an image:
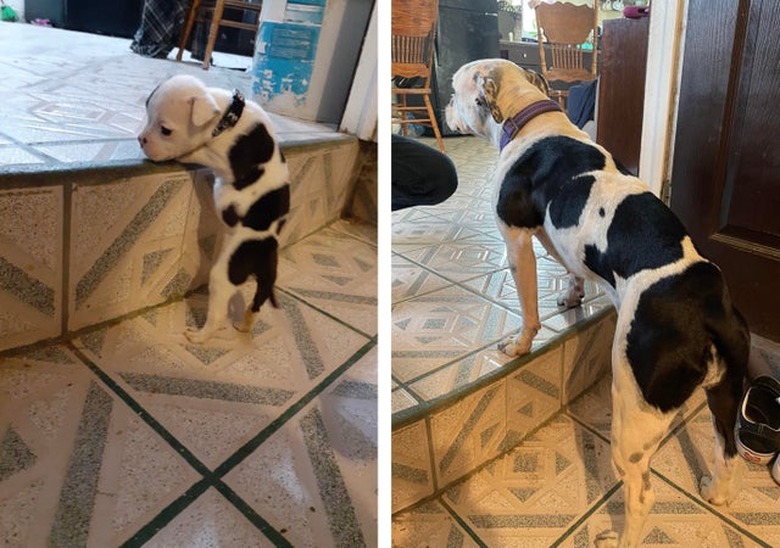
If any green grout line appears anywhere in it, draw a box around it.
[549,481,623,548]
[78,339,375,546]
[67,343,214,478]
[439,497,489,548]
[213,339,376,478]
[565,410,612,445]
[120,479,211,547]
[652,470,773,548]
[277,286,375,340]
[214,481,294,547]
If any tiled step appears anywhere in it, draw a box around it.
[391,308,617,514]
[0,137,362,352]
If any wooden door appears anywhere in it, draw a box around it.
[670,0,780,340]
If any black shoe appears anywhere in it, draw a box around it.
[735,376,780,465]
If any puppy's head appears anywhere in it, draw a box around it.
[138,74,222,162]
[445,59,550,140]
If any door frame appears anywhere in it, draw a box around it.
[638,0,689,198]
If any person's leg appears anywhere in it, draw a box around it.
[391,134,457,210]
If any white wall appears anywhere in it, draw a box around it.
[4,0,24,21]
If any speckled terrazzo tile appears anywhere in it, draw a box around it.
[0,345,199,547]
[68,171,193,330]
[277,227,377,336]
[0,186,63,351]
[430,381,508,486]
[145,488,274,546]
[391,209,484,252]
[400,236,508,283]
[178,169,224,293]
[72,291,370,470]
[559,473,765,548]
[328,219,377,247]
[443,415,616,547]
[391,284,523,383]
[0,146,47,167]
[223,347,378,548]
[392,500,480,548]
[392,419,434,513]
[561,312,615,404]
[392,253,453,304]
[652,407,780,546]
[392,387,420,414]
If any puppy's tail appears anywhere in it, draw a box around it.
[251,279,279,312]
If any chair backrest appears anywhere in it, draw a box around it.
[391,0,440,80]
[535,2,598,83]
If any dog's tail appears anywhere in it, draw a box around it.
[252,278,279,311]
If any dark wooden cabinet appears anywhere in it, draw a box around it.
[596,16,650,176]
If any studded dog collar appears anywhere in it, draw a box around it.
[211,89,245,138]
[499,99,563,151]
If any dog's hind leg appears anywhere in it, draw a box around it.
[186,255,234,344]
[700,372,744,505]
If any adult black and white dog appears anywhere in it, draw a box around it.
[139,74,290,343]
[446,59,750,547]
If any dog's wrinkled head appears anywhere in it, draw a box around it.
[138,74,222,162]
[445,59,550,140]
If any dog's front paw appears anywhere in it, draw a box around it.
[497,335,532,357]
[700,475,737,506]
[185,327,211,344]
[594,530,619,548]
[557,292,584,308]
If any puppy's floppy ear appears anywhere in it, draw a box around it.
[477,74,503,123]
[189,92,221,127]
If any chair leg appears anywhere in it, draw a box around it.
[400,94,409,137]
[177,0,201,62]
[424,93,445,153]
[202,0,226,70]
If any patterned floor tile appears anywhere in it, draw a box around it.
[329,219,377,248]
[392,387,420,414]
[392,209,484,251]
[391,285,523,382]
[400,237,508,283]
[652,407,780,547]
[392,419,434,512]
[392,254,453,304]
[277,227,377,336]
[559,473,765,548]
[72,291,370,471]
[145,487,276,546]
[223,346,377,548]
[0,346,200,547]
[392,500,480,548]
[443,415,616,547]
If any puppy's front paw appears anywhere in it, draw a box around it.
[594,530,619,548]
[185,327,211,344]
[700,475,737,506]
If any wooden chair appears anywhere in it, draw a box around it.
[392,0,445,152]
[177,0,263,70]
[535,1,598,110]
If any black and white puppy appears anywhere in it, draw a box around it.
[139,74,289,343]
[446,59,750,547]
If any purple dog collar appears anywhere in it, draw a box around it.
[499,99,563,151]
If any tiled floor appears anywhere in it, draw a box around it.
[1,20,378,547]
[391,136,611,417]
[0,22,343,173]
[0,219,377,547]
[392,136,780,547]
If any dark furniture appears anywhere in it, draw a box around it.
[596,16,650,176]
